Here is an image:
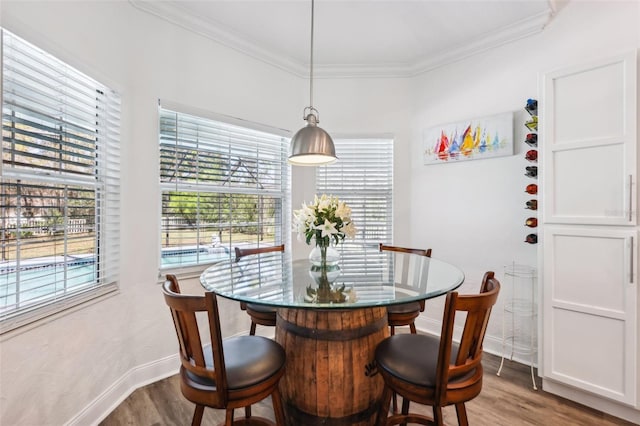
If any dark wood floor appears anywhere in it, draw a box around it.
[100,353,635,426]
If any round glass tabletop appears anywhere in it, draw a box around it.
[200,249,464,309]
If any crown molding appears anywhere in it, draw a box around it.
[409,9,554,76]
[130,0,554,79]
[129,0,308,77]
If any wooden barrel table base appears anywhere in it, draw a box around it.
[275,307,389,426]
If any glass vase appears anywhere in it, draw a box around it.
[308,241,341,293]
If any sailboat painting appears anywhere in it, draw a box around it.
[423,112,513,165]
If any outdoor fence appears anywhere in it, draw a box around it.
[3,218,89,235]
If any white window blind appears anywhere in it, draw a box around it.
[316,138,393,280]
[159,106,289,271]
[0,30,121,331]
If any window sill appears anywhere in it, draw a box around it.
[0,283,119,337]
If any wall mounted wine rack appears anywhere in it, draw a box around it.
[524,98,538,245]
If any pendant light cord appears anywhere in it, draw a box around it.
[309,0,314,110]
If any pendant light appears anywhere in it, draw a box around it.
[288,0,337,166]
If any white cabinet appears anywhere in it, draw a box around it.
[542,227,637,404]
[542,52,636,226]
[541,51,638,410]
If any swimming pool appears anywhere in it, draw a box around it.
[0,246,231,313]
[160,246,230,267]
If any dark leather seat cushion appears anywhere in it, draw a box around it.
[245,303,277,314]
[375,334,464,388]
[185,336,285,390]
[387,301,422,314]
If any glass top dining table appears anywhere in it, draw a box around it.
[199,247,465,309]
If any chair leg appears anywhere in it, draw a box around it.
[376,386,393,426]
[245,405,252,419]
[409,322,417,334]
[400,398,410,426]
[225,408,234,426]
[250,321,257,336]
[455,402,469,426]
[271,387,286,426]
[432,406,444,426]
[191,404,204,426]
[401,397,409,415]
[389,322,398,414]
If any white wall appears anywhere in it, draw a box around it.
[0,1,638,425]
[0,2,302,425]
[0,2,413,425]
[408,1,640,344]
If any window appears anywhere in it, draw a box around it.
[316,137,393,279]
[159,105,289,271]
[0,30,121,330]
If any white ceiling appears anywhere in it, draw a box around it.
[130,0,558,78]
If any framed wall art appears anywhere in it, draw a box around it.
[423,111,514,165]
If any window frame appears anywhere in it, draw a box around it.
[158,101,291,276]
[0,29,121,333]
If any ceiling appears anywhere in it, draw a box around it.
[130,0,558,78]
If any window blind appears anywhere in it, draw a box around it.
[159,106,289,271]
[316,138,393,280]
[0,30,120,331]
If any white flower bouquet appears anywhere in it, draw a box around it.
[293,194,357,247]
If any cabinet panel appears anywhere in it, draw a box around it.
[552,144,625,221]
[543,52,636,225]
[543,226,637,404]
[551,308,625,397]
[551,232,626,312]
[553,61,625,143]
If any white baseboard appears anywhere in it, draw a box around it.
[414,316,532,363]
[65,354,179,426]
[416,316,510,358]
[65,330,252,426]
[543,379,640,424]
[414,315,441,336]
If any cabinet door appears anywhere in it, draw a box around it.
[542,51,637,225]
[542,226,637,404]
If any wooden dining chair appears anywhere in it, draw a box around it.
[379,243,432,335]
[235,244,284,335]
[162,274,286,426]
[374,271,501,426]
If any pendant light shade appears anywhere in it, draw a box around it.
[288,0,337,166]
[289,108,337,166]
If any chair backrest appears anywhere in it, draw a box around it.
[235,244,285,262]
[380,244,432,310]
[162,275,227,406]
[379,243,432,258]
[435,271,500,403]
